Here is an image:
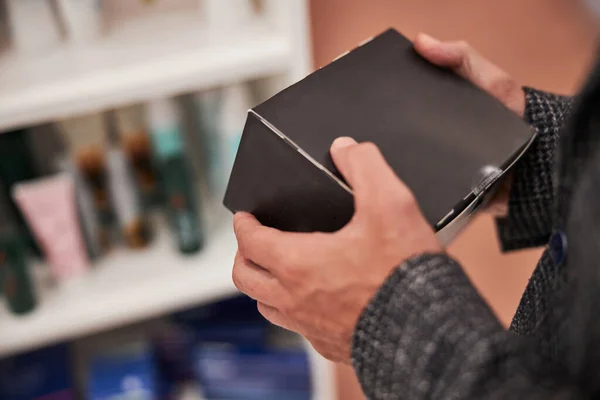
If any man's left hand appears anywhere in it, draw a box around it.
[232,137,442,364]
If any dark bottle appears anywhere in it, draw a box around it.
[0,234,36,315]
[147,99,204,254]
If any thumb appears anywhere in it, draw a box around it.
[330,138,410,214]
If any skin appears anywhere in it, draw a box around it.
[232,33,525,364]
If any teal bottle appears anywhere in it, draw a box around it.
[148,99,204,254]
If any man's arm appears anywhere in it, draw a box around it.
[352,253,580,399]
[496,88,573,251]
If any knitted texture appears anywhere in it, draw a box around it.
[496,87,572,251]
[352,254,576,399]
[350,88,589,399]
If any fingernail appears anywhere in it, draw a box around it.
[417,33,440,46]
[332,137,357,150]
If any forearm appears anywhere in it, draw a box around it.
[496,87,573,251]
[352,254,580,399]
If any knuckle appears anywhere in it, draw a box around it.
[489,74,519,99]
[456,40,470,54]
[269,244,288,268]
[379,187,418,222]
[386,181,414,207]
[279,261,302,285]
[278,299,294,315]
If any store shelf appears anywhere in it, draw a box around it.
[0,13,292,132]
[0,218,239,358]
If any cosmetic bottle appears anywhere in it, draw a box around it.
[57,157,103,261]
[56,0,102,44]
[0,129,42,256]
[5,0,62,53]
[115,104,161,209]
[193,89,223,197]
[57,113,116,251]
[147,98,204,254]
[105,110,153,249]
[0,234,37,315]
[0,186,36,315]
[13,174,90,281]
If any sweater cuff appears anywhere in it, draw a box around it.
[496,87,572,251]
[352,253,503,399]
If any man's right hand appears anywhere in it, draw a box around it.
[413,33,525,216]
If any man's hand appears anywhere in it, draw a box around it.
[414,33,525,116]
[233,137,441,364]
[414,33,525,217]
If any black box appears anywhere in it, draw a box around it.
[224,29,535,243]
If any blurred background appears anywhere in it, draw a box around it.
[0,1,597,399]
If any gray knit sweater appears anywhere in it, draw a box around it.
[350,78,600,399]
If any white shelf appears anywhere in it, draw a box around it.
[0,13,292,132]
[0,218,239,358]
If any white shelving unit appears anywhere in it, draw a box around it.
[0,14,290,132]
[0,219,238,358]
[0,1,335,399]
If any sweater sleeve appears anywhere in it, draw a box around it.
[496,87,573,251]
[351,254,580,400]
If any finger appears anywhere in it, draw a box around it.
[414,33,523,115]
[233,212,315,273]
[257,302,300,333]
[414,33,484,82]
[330,140,412,217]
[414,33,465,69]
[232,251,282,306]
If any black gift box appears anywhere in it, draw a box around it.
[224,29,535,243]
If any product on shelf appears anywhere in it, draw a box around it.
[193,89,224,199]
[115,104,161,209]
[26,124,68,177]
[4,0,63,53]
[0,129,43,256]
[58,157,104,260]
[147,98,204,255]
[0,234,36,316]
[105,110,153,250]
[55,0,102,44]
[12,174,90,281]
[0,344,74,400]
[57,113,116,252]
[0,185,36,315]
